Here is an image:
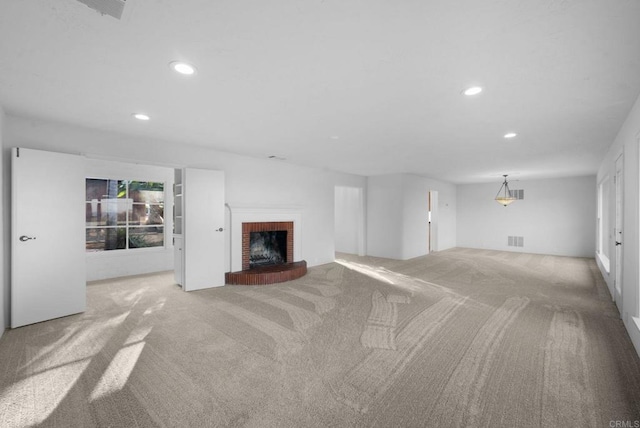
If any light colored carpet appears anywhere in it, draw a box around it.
[1,248,639,427]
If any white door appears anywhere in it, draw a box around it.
[183,168,225,291]
[429,190,438,253]
[614,153,623,309]
[11,148,86,328]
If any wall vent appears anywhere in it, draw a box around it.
[509,189,524,200]
[76,0,126,20]
[508,236,524,247]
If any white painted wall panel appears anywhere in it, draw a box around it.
[366,175,404,259]
[0,107,5,335]
[335,186,363,255]
[457,176,596,257]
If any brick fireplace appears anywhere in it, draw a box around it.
[226,215,307,285]
[242,221,294,270]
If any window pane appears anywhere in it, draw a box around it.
[86,179,126,201]
[129,181,164,203]
[86,228,126,251]
[128,227,164,248]
[130,204,164,226]
[85,202,129,226]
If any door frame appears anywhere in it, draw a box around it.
[614,152,624,310]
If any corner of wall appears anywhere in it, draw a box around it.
[366,174,404,259]
[0,106,6,338]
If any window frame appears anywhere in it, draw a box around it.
[85,177,167,253]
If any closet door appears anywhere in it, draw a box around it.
[12,148,86,327]
[182,168,225,291]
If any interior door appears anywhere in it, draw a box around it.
[11,148,86,328]
[614,153,623,310]
[429,190,438,253]
[183,168,225,291]
[428,191,431,253]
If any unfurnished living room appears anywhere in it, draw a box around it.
[1,1,640,427]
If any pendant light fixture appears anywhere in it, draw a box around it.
[495,174,516,206]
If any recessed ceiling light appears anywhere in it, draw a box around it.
[169,61,196,75]
[132,113,150,121]
[504,132,517,139]
[463,86,483,96]
[330,136,340,140]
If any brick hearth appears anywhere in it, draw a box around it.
[225,261,307,285]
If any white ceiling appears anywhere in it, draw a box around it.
[1,0,639,184]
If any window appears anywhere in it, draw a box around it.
[86,179,165,251]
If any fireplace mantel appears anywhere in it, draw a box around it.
[227,206,302,273]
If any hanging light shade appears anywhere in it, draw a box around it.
[495,174,516,206]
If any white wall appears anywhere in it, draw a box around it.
[366,175,404,259]
[596,92,640,357]
[85,158,175,281]
[367,173,456,259]
[3,115,367,283]
[457,176,596,257]
[0,106,5,336]
[402,174,457,258]
[335,186,365,255]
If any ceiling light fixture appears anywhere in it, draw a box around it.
[504,132,517,139]
[495,174,516,206]
[463,86,483,96]
[132,113,150,121]
[169,61,196,75]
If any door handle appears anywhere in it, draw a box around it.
[19,235,36,242]
[216,228,224,232]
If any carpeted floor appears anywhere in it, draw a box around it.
[1,248,640,427]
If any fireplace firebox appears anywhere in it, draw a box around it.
[227,220,306,285]
[241,222,294,271]
[250,231,287,268]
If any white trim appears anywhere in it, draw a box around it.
[86,246,168,257]
[637,132,640,319]
[597,251,610,274]
[633,316,640,335]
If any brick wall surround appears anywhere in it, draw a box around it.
[242,221,294,271]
